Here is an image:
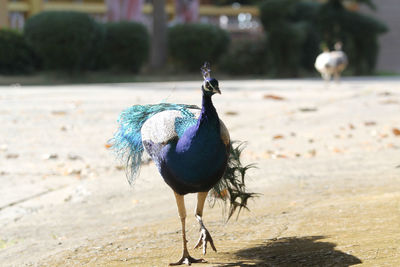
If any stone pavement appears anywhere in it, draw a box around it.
[0,78,399,266]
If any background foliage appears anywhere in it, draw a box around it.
[0,0,388,77]
[168,23,230,71]
[219,38,270,75]
[316,0,387,74]
[0,29,37,75]
[258,0,387,76]
[100,22,150,73]
[24,11,104,72]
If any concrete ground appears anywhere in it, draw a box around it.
[0,78,399,266]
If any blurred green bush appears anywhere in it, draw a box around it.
[219,38,269,75]
[259,0,388,76]
[0,0,387,78]
[0,29,37,75]
[100,22,150,72]
[168,23,230,71]
[24,11,104,72]
[259,0,306,77]
[290,1,321,71]
[316,0,387,75]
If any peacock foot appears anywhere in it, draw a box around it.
[169,251,206,266]
[194,226,217,255]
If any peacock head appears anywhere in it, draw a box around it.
[201,62,221,96]
[202,77,221,96]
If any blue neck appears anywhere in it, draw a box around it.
[175,91,220,152]
[197,92,219,129]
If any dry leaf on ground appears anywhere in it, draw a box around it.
[263,94,286,101]
[333,147,343,153]
[273,135,284,140]
[378,91,392,96]
[308,149,317,157]
[225,111,238,116]
[299,107,318,112]
[51,110,68,116]
[115,166,124,171]
[364,121,376,126]
[380,100,399,105]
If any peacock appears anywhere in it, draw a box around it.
[315,42,348,83]
[110,62,255,265]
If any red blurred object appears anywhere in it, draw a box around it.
[106,0,144,22]
[175,0,199,23]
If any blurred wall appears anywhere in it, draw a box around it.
[0,0,8,28]
[362,0,400,73]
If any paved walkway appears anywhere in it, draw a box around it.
[0,78,399,266]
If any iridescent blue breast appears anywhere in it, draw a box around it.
[141,108,230,194]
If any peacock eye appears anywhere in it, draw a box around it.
[205,82,211,89]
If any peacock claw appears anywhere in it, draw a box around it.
[169,255,206,266]
[194,227,217,255]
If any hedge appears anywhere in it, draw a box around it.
[168,23,230,71]
[259,0,388,76]
[0,29,37,75]
[219,38,270,75]
[316,1,387,74]
[100,21,150,72]
[259,0,306,77]
[24,11,104,72]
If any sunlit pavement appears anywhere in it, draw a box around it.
[0,77,399,266]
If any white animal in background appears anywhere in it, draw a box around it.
[315,42,348,83]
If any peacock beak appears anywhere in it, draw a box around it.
[214,87,221,95]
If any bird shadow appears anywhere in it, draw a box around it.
[216,236,361,267]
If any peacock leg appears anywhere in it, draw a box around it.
[194,191,217,255]
[334,72,341,83]
[323,73,331,82]
[170,192,206,266]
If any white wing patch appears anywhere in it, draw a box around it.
[141,108,230,146]
[141,110,183,144]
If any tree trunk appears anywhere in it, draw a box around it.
[151,0,167,70]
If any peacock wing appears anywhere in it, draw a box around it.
[111,103,200,185]
[141,108,230,156]
[141,109,195,141]
[219,119,230,146]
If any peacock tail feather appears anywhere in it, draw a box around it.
[110,103,200,185]
[210,141,258,221]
